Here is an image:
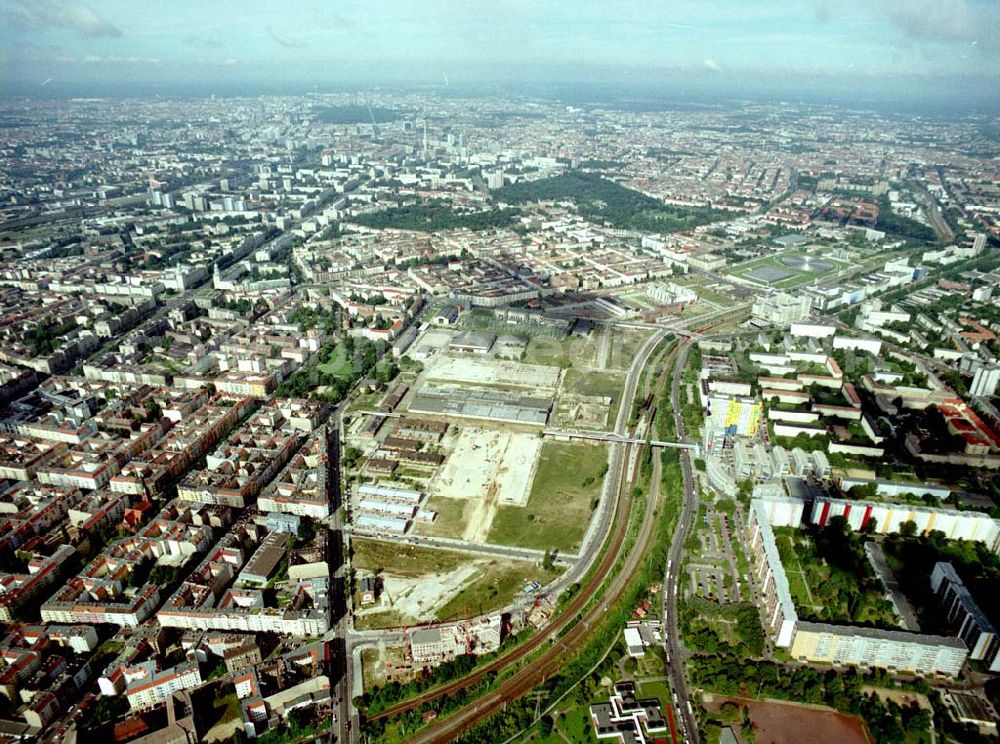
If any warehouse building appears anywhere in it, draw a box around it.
[357,500,416,519]
[357,484,423,504]
[409,386,551,426]
[356,514,408,534]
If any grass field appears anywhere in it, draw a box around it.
[487,440,607,552]
[685,283,732,306]
[775,532,822,612]
[351,537,466,577]
[414,495,466,539]
[435,559,563,621]
[562,368,627,400]
[638,679,673,711]
[317,342,356,378]
[617,289,659,311]
[521,694,599,744]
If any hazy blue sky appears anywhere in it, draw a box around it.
[1,0,998,104]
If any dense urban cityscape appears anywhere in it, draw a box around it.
[2,8,1000,743]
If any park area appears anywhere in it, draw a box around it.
[773,523,900,628]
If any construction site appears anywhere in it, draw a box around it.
[344,321,631,688]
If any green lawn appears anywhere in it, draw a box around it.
[318,355,355,378]
[687,284,732,306]
[556,697,600,743]
[487,440,607,552]
[638,679,673,711]
[521,692,600,744]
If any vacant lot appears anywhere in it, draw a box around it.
[414,494,467,539]
[430,428,541,505]
[487,440,608,552]
[607,328,652,371]
[523,334,600,368]
[352,538,558,626]
[562,368,626,401]
[192,684,243,743]
[427,427,543,542]
[352,538,466,576]
[436,559,563,621]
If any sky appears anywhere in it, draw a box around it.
[1,0,999,107]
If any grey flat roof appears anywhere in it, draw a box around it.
[410,627,444,645]
[449,331,496,349]
[242,532,288,581]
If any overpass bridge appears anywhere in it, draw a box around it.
[542,427,700,454]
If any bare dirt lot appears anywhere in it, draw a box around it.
[379,564,481,620]
[705,696,871,744]
[428,427,542,542]
[351,538,559,628]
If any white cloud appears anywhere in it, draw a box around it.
[12,0,122,38]
[703,58,722,72]
[267,26,305,48]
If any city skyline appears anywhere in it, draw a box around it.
[3,5,1000,742]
